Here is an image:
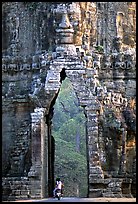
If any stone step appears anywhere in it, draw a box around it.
[89,189,103,197]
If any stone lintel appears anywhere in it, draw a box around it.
[85,106,100,111]
[89,174,104,179]
[51,61,78,67]
[56,28,74,33]
[52,59,81,66]
[89,166,103,174]
[90,178,111,184]
[3,98,29,103]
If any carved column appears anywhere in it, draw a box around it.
[85,102,104,198]
[41,112,48,198]
[29,109,44,174]
[28,108,45,198]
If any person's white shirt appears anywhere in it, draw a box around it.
[56,181,62,189]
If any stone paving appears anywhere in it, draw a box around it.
[3,197,136,202]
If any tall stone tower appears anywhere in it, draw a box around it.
[2,2,136,201]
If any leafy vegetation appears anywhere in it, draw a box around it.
[52,78,88,197]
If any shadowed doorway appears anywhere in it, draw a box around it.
[52,75,88,197]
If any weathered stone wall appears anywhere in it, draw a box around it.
[2,177,31,201]
[2,2,136,201]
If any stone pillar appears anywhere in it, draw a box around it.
[85,103,104,197]
[41,113,48,198]
[41,108,55,198]
[46,111,55,197]
[29,108,44,173]
[28,108,45,198]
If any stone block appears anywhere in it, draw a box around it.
[89,189,103,197]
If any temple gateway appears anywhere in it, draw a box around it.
[2,2,136,201]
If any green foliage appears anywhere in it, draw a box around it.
[95,45,104,53]
[52,78,88,197]
[54,135,88,197]
[53,78,86,156]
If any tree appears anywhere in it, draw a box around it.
[52,78,88,197]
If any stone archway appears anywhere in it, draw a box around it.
[28,50,104,198]
[26,11,104,199]
[2,4,136,200]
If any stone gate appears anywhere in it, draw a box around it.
[2,2,136,201]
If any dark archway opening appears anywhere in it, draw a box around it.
[45,68,67,197]
[45,101,56,197]
[51,69,88,197]
[46,68,88,197]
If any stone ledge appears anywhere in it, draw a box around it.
[89,189,103,197]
